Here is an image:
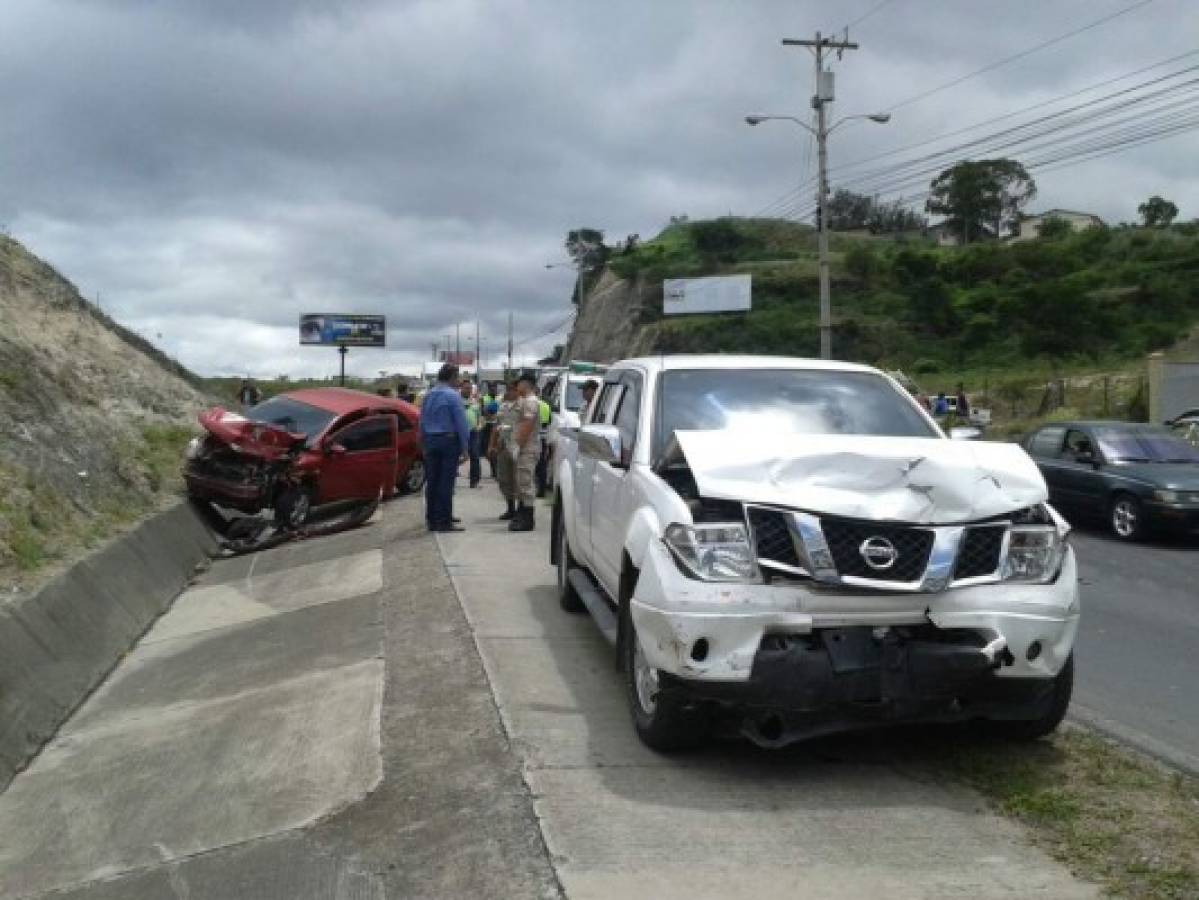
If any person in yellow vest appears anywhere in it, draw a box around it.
[534,384,552,498]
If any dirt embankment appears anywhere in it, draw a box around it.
[0,235,211,597]
[561,268,661,363]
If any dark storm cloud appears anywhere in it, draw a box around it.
[2,0,1196,376]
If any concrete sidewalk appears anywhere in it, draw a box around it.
[0,497,557,900]
[440,479,1096,899]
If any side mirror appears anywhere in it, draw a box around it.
[949,426,982,441]
[327,443,347,457]
[579,424,622,465]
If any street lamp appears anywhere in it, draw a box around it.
[746,110,890,359]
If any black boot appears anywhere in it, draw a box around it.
[499,499,516,521]
[508,503,535,532]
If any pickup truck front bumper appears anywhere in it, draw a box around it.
[630,537,1078,709]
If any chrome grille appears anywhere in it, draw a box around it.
[744,504,1014,592]
[953,525,1006,579]
[820,517,933,583]
[746,507,801,568]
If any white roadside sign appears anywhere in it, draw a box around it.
[662,274,752,315]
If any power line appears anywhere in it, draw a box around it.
[831,49,1199,176]
[841,85,1199,198]
[881,0,1156,113]
[751,48,1198,223]
[512,312,576,349]
[844,0,896,30]
[840,76,1199,195]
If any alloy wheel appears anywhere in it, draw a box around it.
[1112,498,1137,538]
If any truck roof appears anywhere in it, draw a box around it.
[610,355,880,375]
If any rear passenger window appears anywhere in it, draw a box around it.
[593,383,623,425]
[335,416,393,452]
[613,376,642,465]
[1029,426,1066,458]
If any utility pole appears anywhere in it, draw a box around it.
[507,312,513,373]
[455,322,461,363]
[783,32,858,360]
[475,318,481,372]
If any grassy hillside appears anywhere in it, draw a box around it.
[609,217,1199,377]
[0,235,211,595]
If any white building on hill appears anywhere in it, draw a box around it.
[1010,209,1105,242]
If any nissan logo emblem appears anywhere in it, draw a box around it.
[859,537,898,571]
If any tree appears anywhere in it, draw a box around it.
[867,199,927,234]
[824,190,927,233]
[1037,216,1072,240]
[826,189,874,231]
[1138,195,1178,228]
[565,228,608,267]
[925,159,1036,243]
[564,228,611,304]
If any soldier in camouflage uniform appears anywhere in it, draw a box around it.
[508,373,541,532]
[490,381,520,520]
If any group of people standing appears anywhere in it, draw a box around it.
[417,363,547,534]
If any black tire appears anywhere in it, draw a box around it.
[555,510,585,613]
[622,609,709,752]
[273,483,313,529]
[399,459,426,495]
[984,653,1074,741]
[1108,492,1145,541]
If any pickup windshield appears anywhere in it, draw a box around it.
[247,397,337,447]
[655,368,937,459]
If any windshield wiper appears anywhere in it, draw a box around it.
[1113,457,1150,463]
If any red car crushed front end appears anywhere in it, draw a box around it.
[183,408,313,514]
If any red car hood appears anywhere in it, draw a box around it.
[198,407,307,460]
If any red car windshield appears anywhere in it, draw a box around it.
[248,397,337,447]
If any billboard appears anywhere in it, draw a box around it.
[438,350,476,365]
[662,275,752,316]
[299,314,386,347]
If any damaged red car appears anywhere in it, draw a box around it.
[184,388,424,526]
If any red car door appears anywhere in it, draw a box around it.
[317,414,399,503]
[394,410,419,482]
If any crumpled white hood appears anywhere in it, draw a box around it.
[674,431,1047,524]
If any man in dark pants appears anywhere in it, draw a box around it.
[460,379,482,488]
[420,364,471,532]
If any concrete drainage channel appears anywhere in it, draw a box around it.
[0,500,218,791]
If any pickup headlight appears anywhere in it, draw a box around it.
[663,522,759,582]
[1002,525,1066,584]
[184,436,202,460]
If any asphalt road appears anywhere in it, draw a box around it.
[1070,526,1199,774]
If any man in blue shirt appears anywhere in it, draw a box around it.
[419,363,471,532]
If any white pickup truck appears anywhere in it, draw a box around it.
[551,355,1079,751]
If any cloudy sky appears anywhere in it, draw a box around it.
[2,0,1196,378]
